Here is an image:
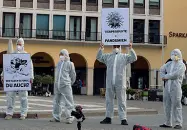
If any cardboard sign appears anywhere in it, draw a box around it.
[102,8,130,45]
[3,53,32,91]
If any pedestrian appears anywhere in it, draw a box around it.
[160,49,186,129]
[1,38,34,120]
[50,49,76,124]
[96,43,137,125]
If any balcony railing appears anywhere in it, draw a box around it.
[0,28,167,44]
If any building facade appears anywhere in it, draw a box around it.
[0,0,167,95]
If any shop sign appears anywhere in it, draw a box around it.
[169,31,187,38]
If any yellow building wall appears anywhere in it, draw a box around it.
[0,0,186,74]
[164,0,187,62]
[0,39,164,70]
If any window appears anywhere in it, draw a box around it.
[71,0,81,2]
[149,20,160,44]
[133,19,145,43]
[54,0,65,3]
[119,0,128,4]
[3,13,15,37]
[149,0,160,8]
[86,17,97,41]
[20,13,32,38]
[103,0,113,4]
[69,16,81,40]
[87,0,96,3]
[37,0,49,3]
[53,15,66,40]
[134,0,144,6]
[36,14,49,39]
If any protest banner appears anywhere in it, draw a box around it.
[102,8,130,45]
[3,53,32,92]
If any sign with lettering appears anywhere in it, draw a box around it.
[169,31,187,38]
[3,53,32,92]
[101,8,130,45]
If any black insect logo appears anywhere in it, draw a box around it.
[5,57,29,78]
[10,57,27,71]
[106,11,124,29]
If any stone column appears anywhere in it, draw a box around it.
[0,0,2,8]
[15,12,20,37]
[149,69,157,89]
[0,7,2,36]
[82,0,86,12]
[157,70,162,89]
[32,13,36,38]
[98,0,102,13]
[65,14,70,40]
[49,14,53,39]
[125,47,131,88]
[81,16,86,41]
[50,0,53,11]
[66,0,70,11]
[33,0,37,9]
[114,0,118,8]
[16,0,20,8]
[87,68,94,95]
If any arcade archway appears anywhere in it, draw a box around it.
[131,56,150,89]
[0,51,7,89]
[31,52,55,94]
[93,60,106,95]
[69,53,87,95]
[31,52,55,76]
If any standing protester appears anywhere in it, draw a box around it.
[1,38,34,120]
[50,49,76,124]
[96,43,137,125]
[160,49,186,129]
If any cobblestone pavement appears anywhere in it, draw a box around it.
[0,95,187,129]
[0,114,187,130]
[0,95,157,113]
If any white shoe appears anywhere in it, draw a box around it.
[19,116,26,120]
[66,117,74,124]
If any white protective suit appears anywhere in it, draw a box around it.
[96,46,137,120]
[52,49,76,122]
[160,49,186,127]
[1,38,34,117]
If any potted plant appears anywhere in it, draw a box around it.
[126,88,136,100]
[33,75,42,86]
[30,75,42,96]
[41,75,54,97]
[142,88,149,101]
[182,84,187,105]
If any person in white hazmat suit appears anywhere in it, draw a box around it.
[1,38,34,120]
[50,49,76,124]
[96,43,137,125]
[160,49,186,129]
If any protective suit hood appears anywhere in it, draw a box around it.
[60,49,70,61]
[171,49,182,61]
[16,38,25,52]
[16,38,24,45]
